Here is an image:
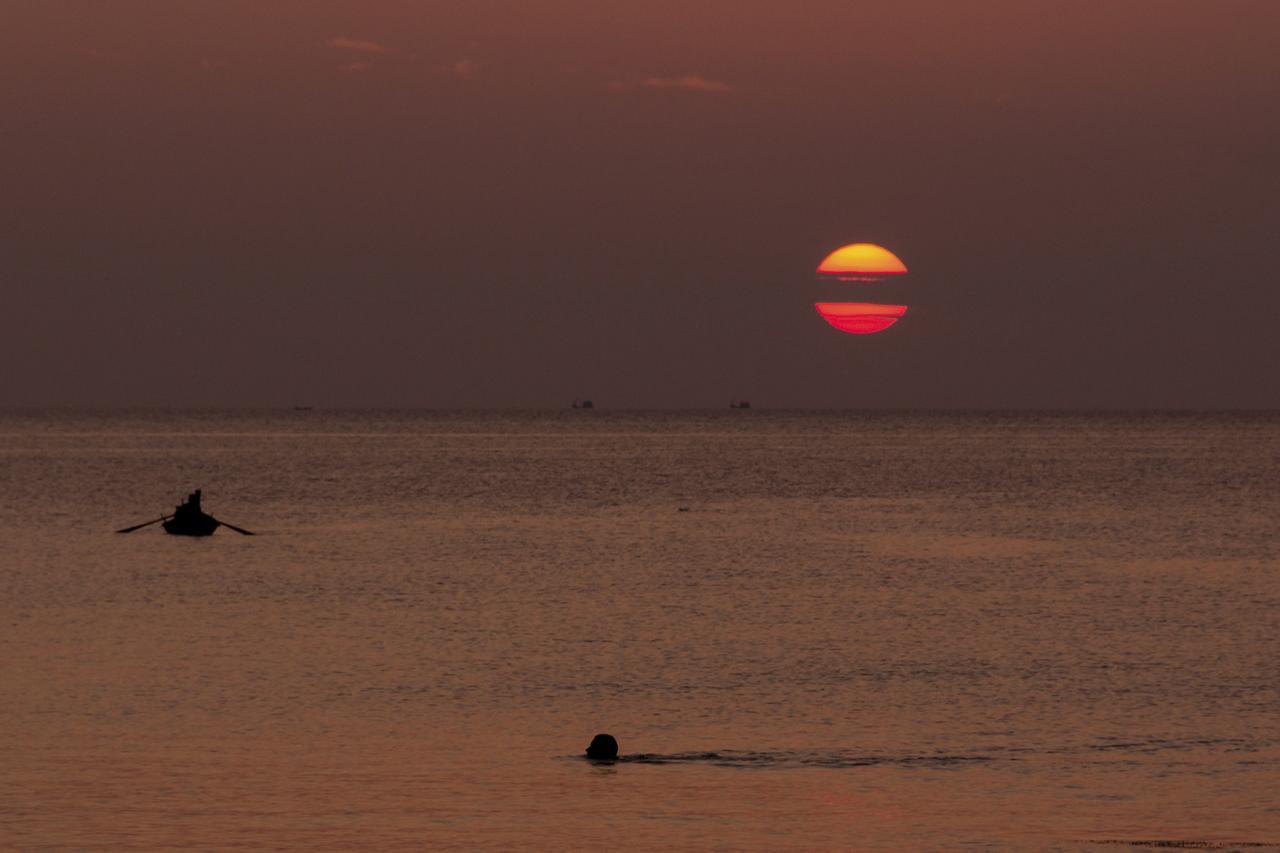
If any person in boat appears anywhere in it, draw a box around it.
[173,489,202,523]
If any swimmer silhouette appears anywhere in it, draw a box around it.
[577,736,993,768]
[585,733,618,761]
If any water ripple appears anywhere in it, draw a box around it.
[589,750,996,769]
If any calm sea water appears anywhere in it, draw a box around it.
[2,410,1278,850]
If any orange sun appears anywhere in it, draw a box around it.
[813,243,909,335]
[815,243,908,282]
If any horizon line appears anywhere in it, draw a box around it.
[3,405,1280,415]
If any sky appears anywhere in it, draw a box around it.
[3,0,1279,408]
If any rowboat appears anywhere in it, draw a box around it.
[162,512,221,537]
[115,488,255,537]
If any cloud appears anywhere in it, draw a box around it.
[638,75,734,94]
[451,59,482,80]
[327,36,391,54]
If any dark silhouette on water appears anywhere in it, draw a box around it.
[115,489,256,536]
[571,399,594,409]
[163,489,220,536]
[585,733,618,761]
[729,399,751,409]
[579,734,994,768]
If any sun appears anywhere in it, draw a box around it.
[812,243,910,335]
[814,302,908,335]
[815,243,908,282]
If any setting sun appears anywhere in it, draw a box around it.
[815,243,908,281]
[812,243,910,335]
[814,302,908,334]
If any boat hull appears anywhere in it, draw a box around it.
[162,515,220,537]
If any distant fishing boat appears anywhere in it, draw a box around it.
[163,512,221,536]
[116,489,255,537]
[572,399,595,409]
[730,400,751,409]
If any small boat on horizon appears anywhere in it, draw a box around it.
[164,509,220,536]
[571,399,595,409]
[116,489,255,537]
[730,400,751,409]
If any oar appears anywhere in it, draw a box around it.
[116,515,171,534]
[215,518,256,536]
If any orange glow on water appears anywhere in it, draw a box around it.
[814,302,908,334]
[816,243,908,281]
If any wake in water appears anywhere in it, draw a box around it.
[580,731,992,768]
[583,749,994,769]
[577,733,1275,770]
[1086,841,1274,849]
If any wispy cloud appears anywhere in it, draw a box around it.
[635,75,735,94]
[327,36,391,54]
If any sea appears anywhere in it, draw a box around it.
[2,409,1277,850]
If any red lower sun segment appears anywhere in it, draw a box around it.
[814,302,908,335]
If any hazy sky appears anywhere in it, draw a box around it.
[4,1,1279,407]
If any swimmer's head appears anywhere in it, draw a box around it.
[585,733,618,761]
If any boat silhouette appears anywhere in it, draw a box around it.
[163,511,220,537]
[116,489,255,537]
